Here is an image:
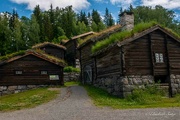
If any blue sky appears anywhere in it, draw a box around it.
[0,0,180,22]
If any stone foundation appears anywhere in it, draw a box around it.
[170,74,180,95]
[0,85,48,96]
[64,72,80,82]
[94,75,154,97]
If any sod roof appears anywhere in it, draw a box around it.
[0,49,67,67]
[91,22,180,56]
[32,42,66,50]
[78,25,122,49]
[63,31,95,45]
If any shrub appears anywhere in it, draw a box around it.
[63,66,80,73]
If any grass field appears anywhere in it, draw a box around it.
[84,85,180,109]
[0,87,59,112]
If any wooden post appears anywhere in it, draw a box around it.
[148,34,154,76]
[94,56,97,84]
[119,47,123,75]
[164,35,172,97]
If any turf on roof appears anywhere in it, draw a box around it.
[0,50,26,61]
[32,42,66,50]
[0,49,67,66]
[78,25,121,47]
[91,21,180,53]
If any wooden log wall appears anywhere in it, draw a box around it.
[65,40,76,66]
[96,46,121,77]
[0,55,63,85]
[151,30,168,75]
[124,35,152,75]
[167,36,180,74]
[42,46,65,60]
[79,42,95,84]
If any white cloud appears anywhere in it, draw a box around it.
[93,0,109,4]
[10,0,90,11]
[110,0,135,9]
[110,0,133,5]
[142,0,180,10]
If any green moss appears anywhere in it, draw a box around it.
[0,50,26,61]
[92,21,158,53]
[0,49,67,67]
[92,21,180,54]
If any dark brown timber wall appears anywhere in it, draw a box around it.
[41,45,65,60]
[0,55,63,85]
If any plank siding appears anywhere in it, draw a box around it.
[96,46,121,77]
[79,41,95,84]
[167,36,180,74]
[151,30,168,75]
[40,45,65,60]
[65,40,76,66]
[0,55,63,85]
[124,36,152,75]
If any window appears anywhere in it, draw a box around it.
[49,75,59,80]
[15,71,22,75]
[41,71,48,75]
[155,53,164,63]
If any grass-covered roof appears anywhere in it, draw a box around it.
[78,25,121,48]
[0,49,67,67]
[32,42,66,50]
[91,21,180,54]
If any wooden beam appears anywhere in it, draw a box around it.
[164,34,172,97]
[148,33,154,76]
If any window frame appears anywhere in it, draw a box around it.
[15,70,23,75]
[49,75,59,80]
[40,70,48,75]
[155,53,164,63]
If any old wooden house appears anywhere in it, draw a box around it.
[62,31,95,67]
[78,25,122,83]
[78,13,180,97]
[0,50,66,86]
[32,42,66,60]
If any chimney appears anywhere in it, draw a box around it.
[120,12,134,31]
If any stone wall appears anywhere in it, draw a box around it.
[170,74,180,95]
[0,85,45,96]
[64,72,80,82]
[94,75,154,98]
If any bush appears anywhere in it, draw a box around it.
[63,66,80,73]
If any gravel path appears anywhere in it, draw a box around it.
[0,86,179,120]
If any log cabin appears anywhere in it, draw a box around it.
[32,42,66,60]
[62,31,95,67]
[77,25,122,83]
[78,13,180,97]
[0,50,66,86]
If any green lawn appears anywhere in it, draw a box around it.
[84,85,180,109]
[64,81,80,86]
[0,87,59,112]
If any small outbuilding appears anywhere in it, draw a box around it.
[0,50,66,86]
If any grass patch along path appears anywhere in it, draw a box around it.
[0,87,59,112]
[84,85,180,109]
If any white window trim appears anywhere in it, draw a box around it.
[41,71,48,75]
[15,70,23,75]
[155,53,164,63]
[49,75,59,80]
